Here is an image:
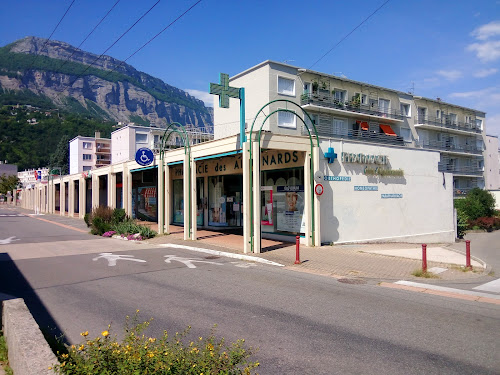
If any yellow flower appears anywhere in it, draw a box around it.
[149,337,156,343]
[102,330,109,337]
[80,331,89,337]
[136,309,140,313]
[70,345,76,350]
[148,353,154,358]
[78,345,85,351]
[61,362,66,367]
[48,367,52,370]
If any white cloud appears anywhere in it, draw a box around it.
[471,21,500,40]
[185,89,214,107]
[449,87,496,99]
[436,69,463,81]
[467,40,500,62]
[473,68,498,78]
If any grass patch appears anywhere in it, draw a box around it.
[0,330,14,375]
[411,269,439,278]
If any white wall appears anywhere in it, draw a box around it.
[485,135,500,190]
[318,140,455,244]
[69,139,79,175]
[112,127,133,164]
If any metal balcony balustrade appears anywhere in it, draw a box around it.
[301,127,405,146]
[301,93,405,121]
[438,163,483,175]
[417,140,483,155]
[414,116,482,134]
[454,187,476,197]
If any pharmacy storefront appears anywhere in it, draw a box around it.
[170,149,306,235]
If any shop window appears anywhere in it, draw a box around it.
[172,179,184,224]
[208,175,242,227]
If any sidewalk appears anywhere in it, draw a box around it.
[8,206,491,282]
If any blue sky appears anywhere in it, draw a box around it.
[1,0,499,136]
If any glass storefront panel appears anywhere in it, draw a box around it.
[208,175,242,227]
[261,167,305,235]
[172,179,184,224]
[132,169,157,222]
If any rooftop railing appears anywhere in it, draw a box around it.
[301,93,405,121]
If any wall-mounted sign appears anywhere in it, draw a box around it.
[324,176,351,181]
[341,152,388,165]
[381,194,403,198]
[314,171,324,183]
[324,147,338,164]
[135,148,154,166]
[364,167,404,177]
[315,184,324,196]
[354,186,378,191]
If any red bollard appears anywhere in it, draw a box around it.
[295,236,301,264]
[422,244,427,273]
[465,240,472,269]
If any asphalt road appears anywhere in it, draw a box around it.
[1,208,499,374]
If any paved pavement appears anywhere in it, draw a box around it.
[6,205,493,284]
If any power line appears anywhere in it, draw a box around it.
[58,0,122,71]
[103,0,203,79]
[27,0,76,72]
[68,0,161,87]
[308,0,391,70]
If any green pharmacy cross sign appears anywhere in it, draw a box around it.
[210,72,246,148]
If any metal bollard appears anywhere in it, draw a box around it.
[422,244,427,273]
[295,236,301,264]
[465,240,472,269]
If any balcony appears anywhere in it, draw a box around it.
[417,140,483,155]
[438,163,483,176]
[302,127,405,146]
[301,93,404,122]
[95,145,111,154]
[414,116,482,135]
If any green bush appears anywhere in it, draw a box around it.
[113,221,157,239]
[51,314,259,374]
[456,209,469,239]
[90,216,112,236]
[83,213,90,227]
[455,188,496,221]
[112,208,128,224]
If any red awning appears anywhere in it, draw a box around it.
[356,120,369,131]
[379,124,396,136]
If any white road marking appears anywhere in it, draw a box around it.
[231,261,257,268]
[0,236,20,245]
[92,252,147,267]
[163,255,224,269]
[473,278,500,293]
[159,243,284,267]
[428,267,448,274]
[395,280,500,300]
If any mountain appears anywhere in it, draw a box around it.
[0,36,213,131]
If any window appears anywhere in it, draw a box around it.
[83,166,92,171]
[277,77,295,96]
[379,98,390,114]
[449,113,457,125]
[417,107,427,122]
[436,110,441,120]
[82,142,92,149]
[333,118,348,136]
[333,89,346,102]
[136,133,148,143]
[476,119,483,130]
[400,103,411,117]
[278,110,296,129]
[354,93,367,105]
[303,82,311,94]
[82,154,92,161]
[400,128,412,142]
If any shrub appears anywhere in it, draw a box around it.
[83,213,90,227]
[113,221,157,239]
[455,188,496,221]
[456,209,469,239]
[51,314,259,375]
[469,216,500,232]
[90,216,112,236]
[112,208,128,224]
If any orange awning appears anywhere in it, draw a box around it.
[380,124,396,136]
[356,120,369,131]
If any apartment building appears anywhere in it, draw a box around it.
[214,61,486,197]
[69,132,112,174]
[484,135,500,190]
[18,167,49,188]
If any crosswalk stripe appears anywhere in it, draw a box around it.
[473,278,500,293]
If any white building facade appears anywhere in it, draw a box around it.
[69,132,112,174]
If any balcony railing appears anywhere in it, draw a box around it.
[414,116,482,134]
[438,163,483,175]
[417,140,483,155]
[301,93,404,121]
[302,127,405,146]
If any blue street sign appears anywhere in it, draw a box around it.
[37,170,42,180]
[135,148,154,166]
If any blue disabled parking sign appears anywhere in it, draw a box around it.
[135,148,154,166]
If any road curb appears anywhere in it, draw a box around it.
[158,243,285,267]
[1,298,58,375]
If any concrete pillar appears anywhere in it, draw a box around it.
[304,152,312,246]
[126,168,133,217]
[60,180,66,216]
[313,146,321,247]
[252,141,261,253]
[13,189,17,206]
[191,157,197,240]
[108,172,116,209]
[68,180,75,217]
[243,142,250,254]
[79,178,86,219]
[164,165,171,234]
[183,153,189,241]
[91,174,98,210]
[158,160,164,234]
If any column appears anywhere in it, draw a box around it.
[183,153,189,241]
[126,168,133,217]
[243,142,251,254]
[164,165,171,234]
[108,172,116,209]
[158,160,164,234]
[91,174,98,210]
[191,158,197,240]
[60,180,66,216]
[303,152,312,246]
[252,141,261,253]
[313,146,321,247]
[79,177,86,219]
[68,180,75,217]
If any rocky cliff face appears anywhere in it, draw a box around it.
[0,37,213,131]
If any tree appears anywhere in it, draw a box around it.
[455,188,496,221]
[0,174,19,194]
[49,135,70,175]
